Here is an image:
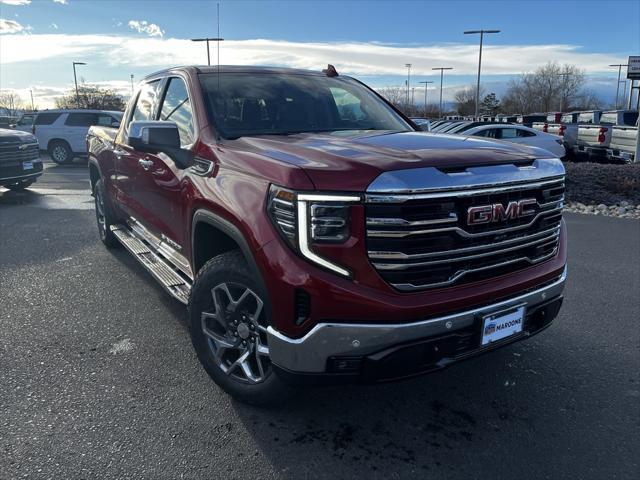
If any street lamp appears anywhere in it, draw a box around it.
[464,29,500,117]
[432,67,453,119]
[72,61,86,108]
[609,63,628,109]
[419,80,434,117]
[191,37,224,66]
[130,74,134,94]
[404,63,412,109]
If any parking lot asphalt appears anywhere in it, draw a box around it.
[1,159,639,480]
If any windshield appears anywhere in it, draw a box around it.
[199,73,412,138]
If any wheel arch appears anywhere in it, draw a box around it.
[191,209,264,282]
[87,156,101,193]
[47,138,71,152]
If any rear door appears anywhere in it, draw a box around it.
[135,75,196,251]
[115,79,163,220]
[63,112,100,153]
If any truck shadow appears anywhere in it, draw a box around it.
[230,343,552,479]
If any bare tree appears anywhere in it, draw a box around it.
[454,85,484,116]
[501,62,590,114]
[0,91,26,117]
[55,84,126,111]
[378,86,406,110]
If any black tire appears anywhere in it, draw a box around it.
[48,140,73,164]
[189,250,294,406]
[94,178,119,248]
[6,180,34,191]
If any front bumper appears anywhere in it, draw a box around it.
[0,169,43,188]
[268,266,566,379]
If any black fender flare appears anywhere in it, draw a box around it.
[191,209,264,282]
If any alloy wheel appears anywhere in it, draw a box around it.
[201,282,271,384]
[52,145,68,163]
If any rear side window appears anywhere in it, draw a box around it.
[561,114,575,123]
[159,77,195,147]
[34,112,61,125]
[65,113,100,127]
[517,129,536,137]
[499,128,518,139]
[623,112,638,126]
[578,113,595,124]
[599,113,617,125]
[132,80,161,123]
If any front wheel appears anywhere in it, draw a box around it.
[189,250,294,406]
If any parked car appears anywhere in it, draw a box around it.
[464,124,566,158]
[607,118,638,163]
[576,110,638,158]
[87,65,567,405]
[532,113,563,133]
[12,112,37,132]
[516,114,547,127]
[32,109,123,164]
[0,128,43,191]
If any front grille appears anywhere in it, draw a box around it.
[365,177,564,291]
[0,142,39,164]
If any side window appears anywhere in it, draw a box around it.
[65,113,99,127]
[517,129,536,137]
[499,128,518,139]
[475,128,497,138]
[96,114,116,127]
[159,77,195,147]
[131,80,161,123]
[34,112,62,125]
[330,87,366,122]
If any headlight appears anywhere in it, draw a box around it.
[268,186,360,277]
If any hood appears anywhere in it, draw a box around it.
[234,131,549,191]
[0,128,37,144]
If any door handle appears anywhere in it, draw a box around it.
[138,159,153,170]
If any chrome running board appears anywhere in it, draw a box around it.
[111,224,191,304]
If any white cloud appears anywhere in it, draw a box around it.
[53,0,68,4]
[0,18,25,34]
[0,33,627,77]
[128,20,164,38]
[50,22,58,29]
[0,1,31,5]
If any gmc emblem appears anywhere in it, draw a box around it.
[467,198,537,225]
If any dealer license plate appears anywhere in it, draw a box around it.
[23,161,34,170]
[481,306,525,346]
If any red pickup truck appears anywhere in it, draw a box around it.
[87,66,567,404]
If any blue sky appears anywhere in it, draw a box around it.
[1,0,638,108]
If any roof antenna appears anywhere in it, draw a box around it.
[323,64,339,77]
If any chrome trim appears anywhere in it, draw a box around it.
[369,225,561,260]
[367,206,562,238]
[189,157,214,176]
[366,158,565,196]
[374,230,559,270]
[267,266,567,373]
[366,178,564,203]
[127,217,194,280]
[0,171,43,182]
[366,213,458,227]
[390,246,559,291]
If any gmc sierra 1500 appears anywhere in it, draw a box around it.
[87,65,567,404]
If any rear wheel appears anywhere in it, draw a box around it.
[48,141,73,164]
[94,178,119,248]
[189,250,293,406]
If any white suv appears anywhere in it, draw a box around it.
[33,109,123,164]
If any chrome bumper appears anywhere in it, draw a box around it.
[267,266,567,373]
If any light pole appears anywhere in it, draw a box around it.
[609,63,628,109]
[464,29,500,117]
[432,67,453,119]
[556,72,571,111]
[419,80,434,117]
[72,61,86,108]
[30,89,34,110]
[404,63,412,109]
[191,37,224,66]
[130,74,134,94]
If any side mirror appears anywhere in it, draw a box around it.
[128,120,192,169]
